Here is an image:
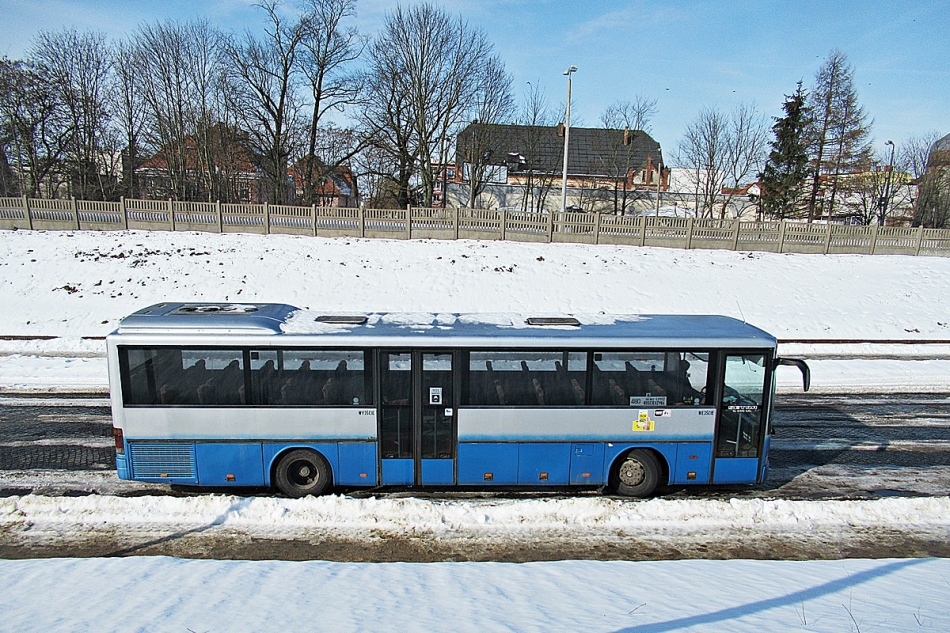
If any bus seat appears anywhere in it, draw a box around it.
[571,378,585,405]
[532,378,545,405]
[493,379,506,405]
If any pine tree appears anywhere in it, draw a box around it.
[759,83,810,219]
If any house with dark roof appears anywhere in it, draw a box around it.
[455,123,668,191]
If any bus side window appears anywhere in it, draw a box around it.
[468,351,587,406]
[591,352,709,406]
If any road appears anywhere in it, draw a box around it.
[1,393,949,499]
[1,393,948,561]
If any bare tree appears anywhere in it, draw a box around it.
[134,20,230,200]
[805,50,873,221]
[32,29,114,199]
[839,150,912,226]
[296,0,364,205]
[515,82,560,214]
[600,96,658,133]
[677,107,727,218]
[358,3,496,208]
[720,103,769,216]
[677,104,768,219]
[458,55,514,208]
[901,132,940,182]
[225,1,308,204]
[908,133,950,228]
[0,58,70,197]
[111,40,148,198]
[595,98,659,215]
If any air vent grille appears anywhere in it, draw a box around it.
[316,315,368,325]
[172,305,259,315]
[129,443,197,480]
[525,317,581,327]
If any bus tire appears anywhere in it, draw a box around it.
[612,449,660,498]
[274,449,331,497]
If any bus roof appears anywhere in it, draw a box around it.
[113,303,778,349]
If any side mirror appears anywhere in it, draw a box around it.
[774,358,810,392]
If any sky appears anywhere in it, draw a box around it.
[0,0,947,161]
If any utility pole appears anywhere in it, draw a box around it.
[560,65,577,214]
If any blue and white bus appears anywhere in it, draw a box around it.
[107,303,809,498]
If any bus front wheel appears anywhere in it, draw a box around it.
[612,449,660,498]
[274,449,331,497]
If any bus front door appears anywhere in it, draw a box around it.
[379,351,456,486]
[713,353,769,484]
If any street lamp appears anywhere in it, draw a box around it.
[560,65,577,215]
[879,140,896,226]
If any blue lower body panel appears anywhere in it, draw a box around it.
[569,443,605,485]
[713,457,760,484]
[671,443,712,484]
[458,443,518,484]
[196,443,264,486]
[421,459,454,485]
[337,442,378,486]
[518,443,570,485]
[381,458,414,485]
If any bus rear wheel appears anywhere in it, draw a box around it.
[612,449,660,498]
[274,449,331,497]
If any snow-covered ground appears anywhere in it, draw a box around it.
[1,556,948,632]
[1,229,949,631]
[1,229,949,393]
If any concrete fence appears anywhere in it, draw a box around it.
[1,195,948,256]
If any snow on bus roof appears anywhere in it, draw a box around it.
[114,303,777,346]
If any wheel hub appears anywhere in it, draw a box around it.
[619,459,645,486]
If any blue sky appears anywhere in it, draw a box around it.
[1,0,947,161]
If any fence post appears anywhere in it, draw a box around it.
[685,217,695,249]
[23,195,33,230]
[311,204,317,237]
[359,206,365,238]
[168,199,175,231]
[778,220,787,253]
[823,222,833,254]
[546,210,554,242]
[453,206,459,240]
[500,207,507,241]
[264,201,270,234]
[121,196,129,230]
[870,223,879,255]
[639,215,647,247]
[915,226,925,256]
[216,200,223,233]
[406,204,411,239]
[594,212,602,244]
[731,219,741,250]
[71,197,80,230]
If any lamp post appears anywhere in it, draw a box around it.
[560,65,577,214]
[879,140,896,226]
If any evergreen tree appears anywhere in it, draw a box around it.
[759,83,810,219]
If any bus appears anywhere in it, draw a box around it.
[107,303,810,498]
